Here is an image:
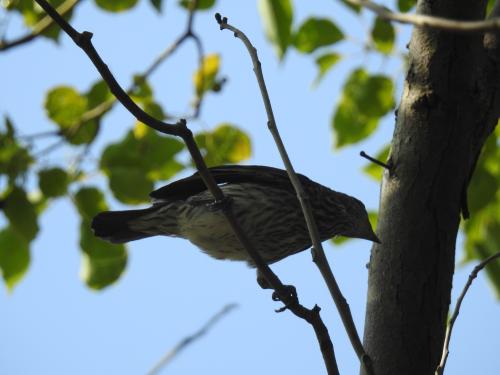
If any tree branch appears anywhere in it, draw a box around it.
[68,1,206,138]
[216,13,370,375]
[32,2,340,374]
[435,251,500,375]
[345,0,500,33]
[0,0,82,52]
[146,304,238,375]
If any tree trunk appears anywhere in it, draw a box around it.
[362,1,500,374]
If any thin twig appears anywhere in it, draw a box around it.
[360,151,390,170]
[32,4,338,375]
[0,0,82,52]
[435,251,500,375]
[345,0,500,33]
[216,13,364,375]
[19,129,61,141]
[146,304,238,375]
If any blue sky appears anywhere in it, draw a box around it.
[1,1,499,374]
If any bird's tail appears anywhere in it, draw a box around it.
[91,204,177,244]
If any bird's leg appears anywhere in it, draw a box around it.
[256,269,298,313]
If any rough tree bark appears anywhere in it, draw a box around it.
[362,1,500,374]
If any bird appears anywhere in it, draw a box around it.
[91,165,379,266]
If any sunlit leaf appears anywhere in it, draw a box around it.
[74,187,108,220]
[293,18,343,54]
[95,0,139,12]
[371,17,395,54]
[3,187,39,242]
[195,123,252,167]
[100,125,184,203]
[108,168,154,204]
[38,167,69,198]
[313,52,341,86]
[74,187,127,289]
[363,144,391,181]
[45,86,87,128]
[45,86,99,145]
[258,0,293,59]
[0,227,30,291]
[179,0,216,10]
[7,0,72,41]
[193,54,221,96]
[332,68,395,148]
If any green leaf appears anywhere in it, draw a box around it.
[339,0,361,13]
[193,54,221,96]
[150,0,163,12]
[108,168,154,204]
[79,220,127,288]
[100,125,184,204]
[313,52,341,86]
[398,0,416,12]
[195,124,252,167]
[7,0,72,41]
[38,167,69,198]
[293,18,343,54]
[86,80,112,109]
[332,68,395,148]
[258,0,293,59]
[131,75,154,101]
[73,187,127,289]
[94,0,139,12]
[363,144,391,181]
[45,86,87,128]
[371,17,395,54]
[45,86,99,145]
[0,118,33,181]
[179,0,216,10]
[0,227,30,291]
[74,187,108,220]
[3,187,39,242]
[468,165,497,215]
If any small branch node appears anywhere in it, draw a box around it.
[360,150,390,169]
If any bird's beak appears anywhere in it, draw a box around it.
[370,232,381,244]
[363,228,381,244]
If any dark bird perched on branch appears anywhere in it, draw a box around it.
[92,165,379,265]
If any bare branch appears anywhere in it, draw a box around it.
[31,4,339,375]
[146,304,238,375]
[435,251,500,375]
[216,13,368,375]
[346,0,500,33]
[0,0,82,52]
[68,0,206,137]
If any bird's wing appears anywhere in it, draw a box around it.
[149,165,311,202]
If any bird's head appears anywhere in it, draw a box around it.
[337,195,380,244]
